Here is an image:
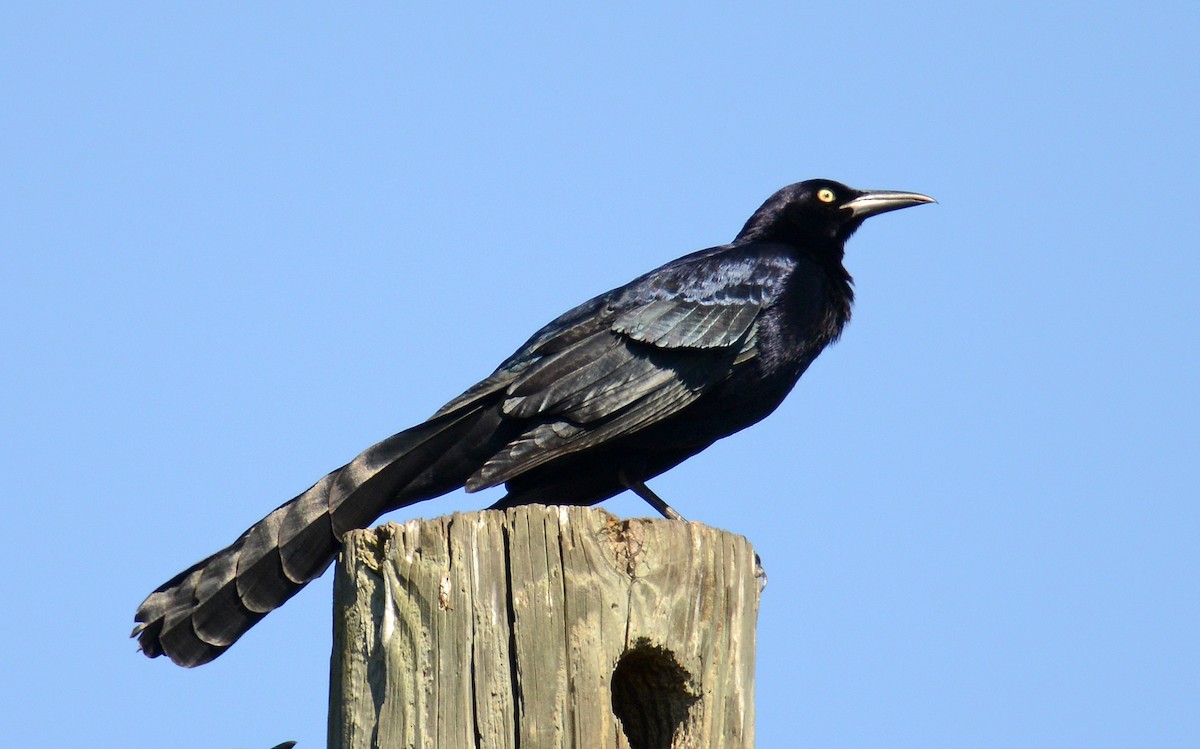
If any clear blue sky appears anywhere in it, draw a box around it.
[2,4,1197,748]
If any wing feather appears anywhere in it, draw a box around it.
[469,373,708,490]
[438,252,776,491]
[465,290,763,486]
[613,298,760,348]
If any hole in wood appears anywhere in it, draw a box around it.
[610,640,699,749]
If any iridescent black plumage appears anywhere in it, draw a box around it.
[133,179,933,666]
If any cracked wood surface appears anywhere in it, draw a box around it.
[329,505,761,749]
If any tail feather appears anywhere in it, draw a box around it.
[133,407,493,667]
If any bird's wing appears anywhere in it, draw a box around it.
[432,244,782,419]
[430,367,527,418]
[465,294,762,490]
[426,298,757,422]
[429,294,614,419]
[611,296,762,348]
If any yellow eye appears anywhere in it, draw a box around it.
[817,188,836,203]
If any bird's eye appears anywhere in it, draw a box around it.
[817,188,836,203]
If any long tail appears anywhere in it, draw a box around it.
[133,405,506,667]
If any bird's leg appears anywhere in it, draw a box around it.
[618,471,686,521]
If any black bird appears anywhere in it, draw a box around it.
[134,178,933,666]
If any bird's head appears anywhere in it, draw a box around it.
[736,178,935,247]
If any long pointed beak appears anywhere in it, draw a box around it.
[843,189,936,219]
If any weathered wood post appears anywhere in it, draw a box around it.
[329,505,762,749]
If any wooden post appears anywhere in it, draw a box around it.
[329,505,762,749]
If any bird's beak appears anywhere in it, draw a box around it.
[843,189,936,219]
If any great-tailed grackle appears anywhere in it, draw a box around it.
[134,179,933,666]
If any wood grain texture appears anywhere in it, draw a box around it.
[329,505,761,749]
